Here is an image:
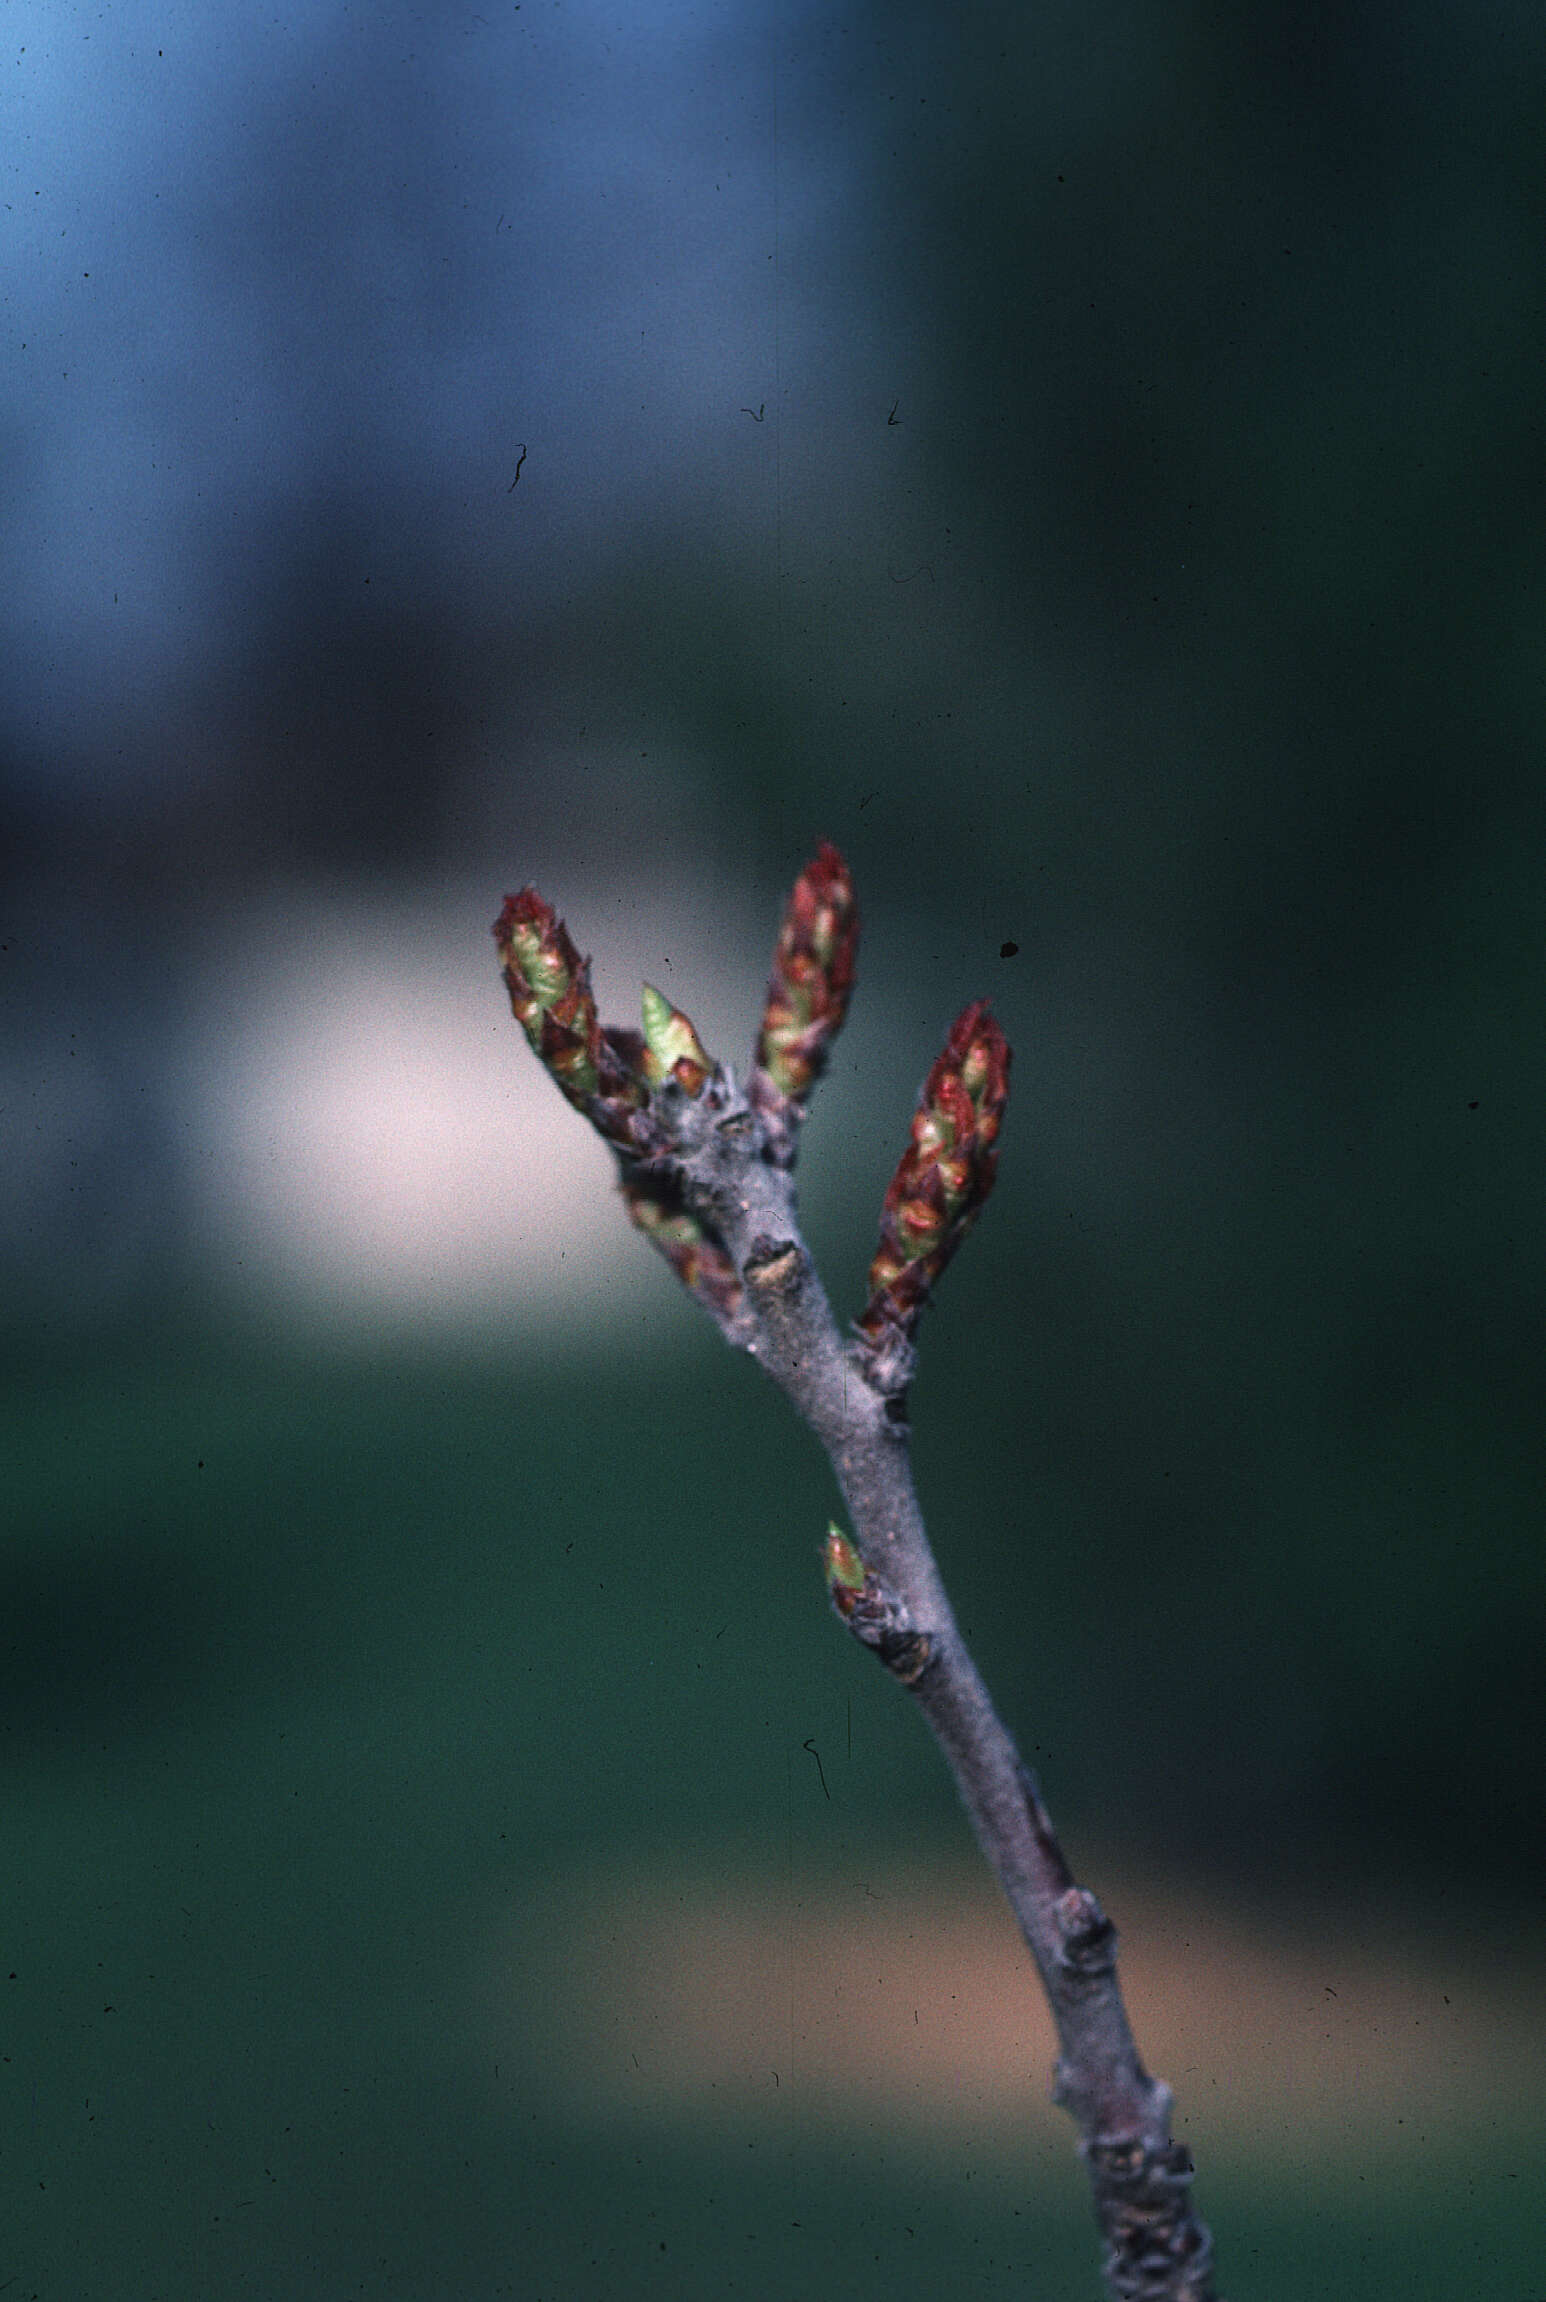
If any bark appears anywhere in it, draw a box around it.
[637,1064,1221,2301]
[496,866,1222,2299]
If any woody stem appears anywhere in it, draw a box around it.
[675,1107,1218,2302]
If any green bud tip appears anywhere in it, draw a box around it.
[639,982,712,1092]
[823,1523,867,1614]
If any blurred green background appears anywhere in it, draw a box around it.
[4,2,1544,2295]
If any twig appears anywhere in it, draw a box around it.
[493,847,1221,2301]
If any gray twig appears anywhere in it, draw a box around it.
[494,858,1221,2300]
[660,1069,1216,2302]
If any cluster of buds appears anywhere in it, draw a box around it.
[857,997,1011,1347]
[754,841,859,1104]
[496,852,1010,1362]
[493,885,738,1314]
[493,890,717,1137]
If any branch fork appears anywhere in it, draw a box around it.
[493,845,1221,2302]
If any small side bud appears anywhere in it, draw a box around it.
[823,1522,867,1616]
[1053,1886,1119,1977]
[755,841,859,1102]
[857,999,1011,1347]
[823,1529,934,1684]
[623,1183,743,1320]
[639,982,713,1094]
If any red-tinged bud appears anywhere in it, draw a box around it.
[755,841,859,1102]
[857,999,1011,1347]
[494,888,653,1148]
[624,1182,743,1320]
[493,889,599,1098]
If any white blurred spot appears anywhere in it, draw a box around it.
[182,875,757,1342]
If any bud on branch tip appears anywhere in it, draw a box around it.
[492,888,654,1150]
[492,888,600,1101]
[756,841,859,1101]
[639,982,712,1095]
[858,998,1011,1345]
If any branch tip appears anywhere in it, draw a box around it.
[857,998,1012,1347]
[493,886,656,1147]
[755,839,859,1104]
[639,981,712,1094]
